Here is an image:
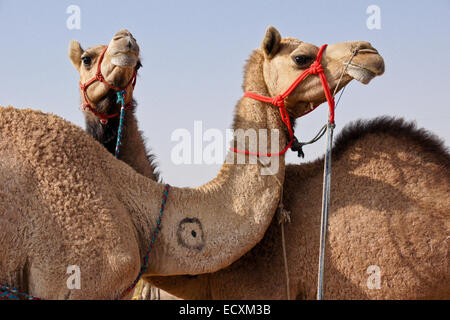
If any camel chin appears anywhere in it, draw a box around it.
[346,64,377,84]
[111,53,138,67]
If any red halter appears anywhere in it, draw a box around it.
[79,46,137,124]
[232,44,335,156]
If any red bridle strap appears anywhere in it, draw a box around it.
[232,44,335,157]
[79,46,137,124]
[80,101,134,124]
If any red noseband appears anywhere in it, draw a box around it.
[79,46,137,124]
[233,44,335,156]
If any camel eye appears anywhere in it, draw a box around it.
[293,55,312,67]
[81,56,92,66]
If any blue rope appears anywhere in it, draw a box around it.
[117,184,170,299]
[0,285,39,300]
[114,90,127,158]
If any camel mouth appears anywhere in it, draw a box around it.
[111,48,139,56]
[110,52,138,67]
[344,50,385,85]
[345,64,378,85]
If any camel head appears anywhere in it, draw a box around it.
[68,29,141,117]
[259,26,385,118]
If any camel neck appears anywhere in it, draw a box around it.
[117,110,158,181]
[121,52,289,276]
[101,48,289,276]
[200,49,288,189]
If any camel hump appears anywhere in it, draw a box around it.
[333,116,450,167]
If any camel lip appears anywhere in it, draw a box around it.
[347,62,382,76]
[356,48,379,55]
[345,64,378,85]
[110,52,139,67]
[109,49,139,57]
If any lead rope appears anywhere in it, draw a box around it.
[115,90,127,158]
[277,191,291,300]
[0,286,40,300]
[263,162,290,300]
[117,184,170,300]
[260,160,291,300]
[113,91,162,301]
[316,49,357,300]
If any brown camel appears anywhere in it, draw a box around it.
[0,26,375,299]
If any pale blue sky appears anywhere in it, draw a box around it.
[0,0,449,186]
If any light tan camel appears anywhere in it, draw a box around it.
[0,26,376,299]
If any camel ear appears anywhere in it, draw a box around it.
[261,26,281,58]
[68,40,84,71]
